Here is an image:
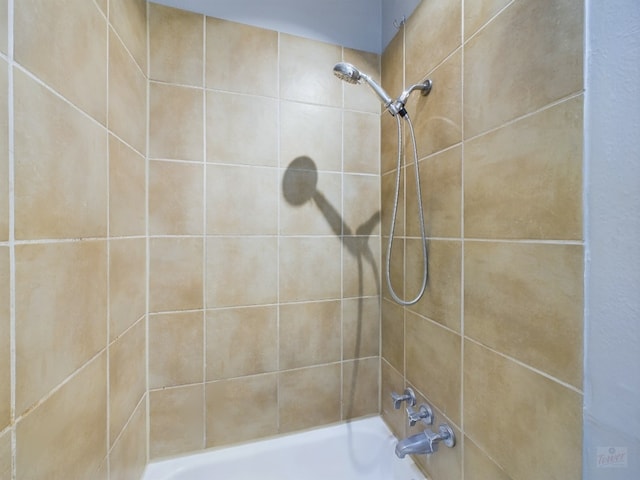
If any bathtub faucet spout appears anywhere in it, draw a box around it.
[395,424,456,459]
[395,431,432,458]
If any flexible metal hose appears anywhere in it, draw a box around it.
[385,112,427,305]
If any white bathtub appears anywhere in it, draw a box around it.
[142,416,426,480]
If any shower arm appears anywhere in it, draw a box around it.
[392,79,433,116]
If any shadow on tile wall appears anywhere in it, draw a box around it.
[283,155,381,419]
[146,3,382,461]
[2,1,382,478]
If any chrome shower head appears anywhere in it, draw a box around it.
[333,62,362,84]
[333,62,395,111]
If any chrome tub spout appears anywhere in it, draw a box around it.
[395,431,433,458]
[395,425,456,459]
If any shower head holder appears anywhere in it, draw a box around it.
[333,62,432,117]
[394,79,433,115]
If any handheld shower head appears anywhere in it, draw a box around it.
[333,62,361,84]
[333,62,396,113]
[334,62,433,118]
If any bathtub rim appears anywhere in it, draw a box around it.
[142,414,422,479]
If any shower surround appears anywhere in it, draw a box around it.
[0,0,588,479]
[1,0,381,478]
[145,3,381,460]
[380,1,584,480]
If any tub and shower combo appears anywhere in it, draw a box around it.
[143,63,456,480]
[143,390,455,480]
[144,417,423,480]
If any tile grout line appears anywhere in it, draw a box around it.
[464,336,584,395]
[11,62,107,136]
[11,348,109,428]
[275,30,282,434]
[201,13,207,451]
[377,56,383,415]
[459,1,466,477]
[462,0,517,47]
[400,15,408,422]
[105,1,111,474]
[108,21,146,81]
[108,392,147,457]
[339,45,345,421]
[144,0,151,466]
[7,0,16,477]
[463,90,585,144]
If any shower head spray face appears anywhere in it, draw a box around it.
[333,62,362,84]
[333,62,397,114]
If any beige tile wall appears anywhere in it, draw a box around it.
[0,58,7,243]
[380,1,584,479]
[5,0,148,478]
[3,3,586,476]
[146,4,382,460]
[0,248,8,433]
[3,0,386,474]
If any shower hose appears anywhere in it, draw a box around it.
[385,112,428,306]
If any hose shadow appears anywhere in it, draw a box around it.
[282,156,380,427]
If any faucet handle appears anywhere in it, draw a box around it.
[407,404,433,426]
[437,424,456,448]
[391,388,416,409]
[426,424,456,452]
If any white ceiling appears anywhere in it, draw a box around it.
[148,0,421,54]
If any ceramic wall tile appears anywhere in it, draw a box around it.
[109,400,147,480]
[149,4,203,86]
[205,374,278,447]
[206,92,278,166]
[149,237,203,313]
[405,0,462,84]
[149,82,203,162]
[464,97,583,240]
[15,355,107,480]
[15,0,107,123]
[110,0,147,72]
[109,318,145,445]
[109,238,146,341]
[109,30,146,154]
[464,341,582,480]
[14,69,108,240]
[279,300,341,369]
[0,59,7,242]
[149,311,204,388]
[206,164,278,235]
[464,0,584,137]
[206,237,277,308]
[0,248,9,430]
[108,136,145,237]
[149,160,203,235]
[279,364,341,433]
[149,385,204,459]
[206,18,277,97]
[279,34,341,107]
[465,241,584,387]
[206,306,277,381]
[15,241,107,415]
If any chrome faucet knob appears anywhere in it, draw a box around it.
[391,388,416,409]
[437,424,456,448]
[426,424,456,453]
[407,404,433,426]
